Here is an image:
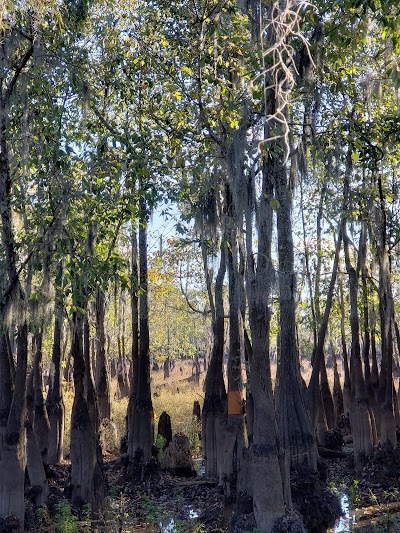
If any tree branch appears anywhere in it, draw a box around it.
[4,45,34,102]
[179,261,210,316]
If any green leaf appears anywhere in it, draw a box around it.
[270,198,280,210]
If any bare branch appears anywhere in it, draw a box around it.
[179,260,211,316]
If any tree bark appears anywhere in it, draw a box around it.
[202,242,227,481]
[221,213,248,518]
[0,324,28,529]
[5,332,16,386]
[359,222,378,445]
[26,367,48,507]
[131,227,139,396]
[343,207,373,465]
[0,53,31,525]
[163,357,170,380]
[95,287,111,421]
[320,353,335,430]
[307,223,342,430]
[128,215,154,473]
[70,309,105,514]
[339,279,352,419]
[0,333,13,444]
[377,249,396,446]
[245,158,285,530]
[84,311,100,435]
[127,227,139,443]
[375,174,396,447]
[330,342,344,424]
[32,332,50,464]
[370,304,380,428]
[299,172,319,348]
[117,293,130,398]
[274,155,317,472]
[46,285,65,465]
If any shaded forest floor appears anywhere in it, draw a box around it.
[29,455,223,532]
[26,446,400,532]
[24,361,400,532]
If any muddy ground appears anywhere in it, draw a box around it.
[18,444,400,533]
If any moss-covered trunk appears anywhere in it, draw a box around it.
[274,155,317,473]
[128,216,154,473]
[70,309,105,514]
[202,244,227,481]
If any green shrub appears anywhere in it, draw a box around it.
[54,500,78,533]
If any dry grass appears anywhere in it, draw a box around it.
[62,360,204,456]
[151,361,204,434]
[61,359,337,458]
[152,381,203,434]
[271,359,336,390]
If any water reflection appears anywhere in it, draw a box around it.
[188,508,199,519]
[159,508,199,532]
[160,518,176,533]
[334,493,355,532]
[193,458,205,476]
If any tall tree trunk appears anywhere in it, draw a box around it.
[299,172,319,348]
[301,173,337,432]
[0,323,28,529]
[26,367,48,507]
[221,215,248,519]
[0,61,31,524]
[127,228,139,442]
[46,273,65,465]
[320,354,335,430]
[360,222,372,393]
[377,250,396,446]
[370,304,380,429]
[224,88,286,524]
[343,213,373,466]
[339,278,352,419]
[70,309,105,514]
[130,228,139,396]
[359,222,378,445]
[274,155,317,472]
[63,325,73,386]
[308,223,342,430]
[70,219,105,514]
[330,341,344,424]
[0,333,13,441]
[316,390,328,446]
[245,161,285,531]
[5,331,16,386]
[117,293,130,398]
[128,215,154,473]
[95,287,111,421]
[0,333,18,518]
[84,311,100,435]
[33,332,50,464]
[202,242,227,481]
[375,173,396,447]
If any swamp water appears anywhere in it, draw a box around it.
[159,508,200,532]
[330,491,400,532]
[332,493,355,532]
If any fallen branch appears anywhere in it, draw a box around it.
[318,447,348,459]
[173,479,218,487]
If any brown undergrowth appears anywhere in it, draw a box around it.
[62,361,205,458]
